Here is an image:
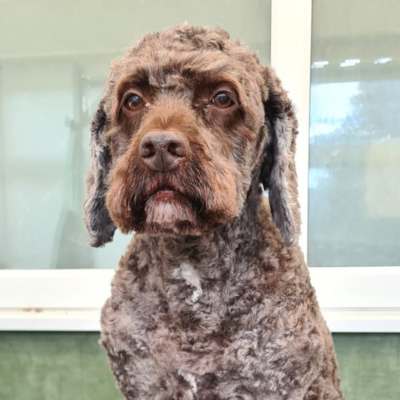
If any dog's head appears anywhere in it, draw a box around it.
[84,25,299,247]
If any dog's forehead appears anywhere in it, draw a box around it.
[112,27,265,91]
[117,52,253,88]
[125,58,243,93]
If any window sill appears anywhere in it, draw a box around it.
[1,267,399,332]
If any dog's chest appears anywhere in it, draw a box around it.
[142,259,271,356]
[103,253,326,398]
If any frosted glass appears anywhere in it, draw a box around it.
[0,0,271,268]
[308,0,400,266]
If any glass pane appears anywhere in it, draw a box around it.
[309,0,400,267]
[0,0,271,269]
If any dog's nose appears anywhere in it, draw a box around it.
[139,131,188,172]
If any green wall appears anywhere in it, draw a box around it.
[0,333,398,400]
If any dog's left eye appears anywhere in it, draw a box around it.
[123,92,144,112]
[211,90,236,109]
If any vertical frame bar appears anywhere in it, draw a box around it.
[270,0,312,260]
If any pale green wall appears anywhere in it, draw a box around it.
[0,333,399,400]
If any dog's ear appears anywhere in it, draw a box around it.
[260,68,300,246]
[84,100,116,247]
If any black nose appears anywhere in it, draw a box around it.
[139,131,188,172]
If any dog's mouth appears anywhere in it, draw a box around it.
[139,184,202,234]
[149,189,176,201]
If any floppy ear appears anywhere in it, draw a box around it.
[260,68,300,246]
[84,100,116,247]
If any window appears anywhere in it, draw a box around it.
[0,0,271,270]
[306,0,400,332]
[265,0,399,332]
[1,0,399,332]
[0,0,271,329]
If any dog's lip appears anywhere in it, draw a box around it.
[146,186,183,201]
[150,189,176,201]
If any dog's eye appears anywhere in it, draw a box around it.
[212,90,235,109]
[123,93,144,112]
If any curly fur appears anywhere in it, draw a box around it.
[84,24,344,399]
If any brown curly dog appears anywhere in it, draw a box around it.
[84,24,344,400]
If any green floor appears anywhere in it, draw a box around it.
[0,332,399,399]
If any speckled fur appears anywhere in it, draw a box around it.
[84,25,344,399]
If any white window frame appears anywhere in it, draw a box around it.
[1,0,400,332]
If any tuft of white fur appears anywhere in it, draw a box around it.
[178,369,198,394]
[175,262,203,303]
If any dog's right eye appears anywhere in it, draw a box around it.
[210,89,237,109]
[123,92,145,112]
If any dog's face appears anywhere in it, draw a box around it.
[105,31,267,237]
[85,25,299,246]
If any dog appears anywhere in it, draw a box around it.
[84,25,344,400]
